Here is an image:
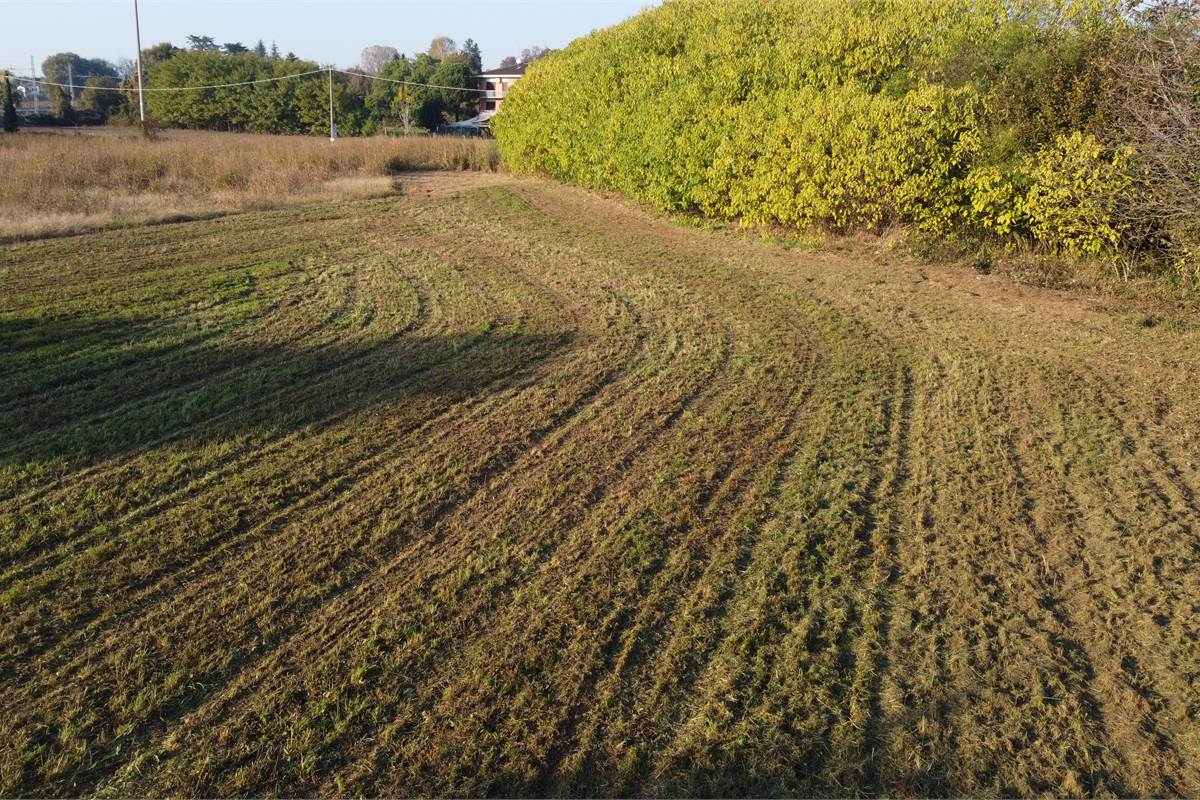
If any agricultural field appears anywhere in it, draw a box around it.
[0,129,500,241]
[2,169,1200,797]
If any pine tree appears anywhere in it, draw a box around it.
[3,77,18,133]
[254,39,268,58]
[462,39,483,73]
[185,34,219,52]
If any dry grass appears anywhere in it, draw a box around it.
[0,129,501,240]
[2,174,1199,797]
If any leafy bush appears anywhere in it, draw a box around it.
[494,0,1132,258]
[964,165,1025,237]
[708,81,984,234]
[1022,131,1132,256]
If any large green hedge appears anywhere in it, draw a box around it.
[493,0,1131,256]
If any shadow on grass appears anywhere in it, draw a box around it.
[0,313,573,474]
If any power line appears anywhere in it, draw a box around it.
[336,69,486,93]
[5,74,114,82]
[24,69,326,93]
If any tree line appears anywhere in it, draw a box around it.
[5,36,550,135]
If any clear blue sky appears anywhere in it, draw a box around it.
[1,0,655,73]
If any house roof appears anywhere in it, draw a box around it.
[479,63,527,78]
[446,111,496,128]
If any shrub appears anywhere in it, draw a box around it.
[494,0,1131,258]
[707,81,983,234]
[1021,132,1132,256]
[964,165,1025,237]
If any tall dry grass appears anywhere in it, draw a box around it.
[0,129,502,240]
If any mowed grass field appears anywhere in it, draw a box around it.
[2,170,1200,797]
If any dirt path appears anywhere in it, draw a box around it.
[1,174,1197,797]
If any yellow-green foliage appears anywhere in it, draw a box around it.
[965,165,1024,237]
[495,0,1128,254]
[1021,132,1132,255]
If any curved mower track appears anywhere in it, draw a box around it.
[1,173,1198,796]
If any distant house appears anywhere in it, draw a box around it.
[477,63,527,114]
[439,63,528,137]
[12,80,53,117]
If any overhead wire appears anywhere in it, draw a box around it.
[20,69,325,92]
[335,69,486,93]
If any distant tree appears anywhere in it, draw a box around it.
[186,35,219,51]
[344,67,373,97]
[223,42,249,54]
[3,77,18,132]
[290,64,369,136]
[115,57,135,80]
[497,55,519,70]
[141,42,181,71]
[115,37,388,135]
[51,84,76,123]
[520,46,551,63]
[41,53,118,95]
[270,41,281,59]
[370,58,419,133]
[78,76,124,118]
[461,38,483,73]
[430,58,477,121]
[360,45,400,74]
[253,39,268,58]
[367,53,462,133]
[285,51,298,61]
[428,36,457,60]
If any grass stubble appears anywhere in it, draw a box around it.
[0,140,1198,796]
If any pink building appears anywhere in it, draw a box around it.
[477,63,527,114]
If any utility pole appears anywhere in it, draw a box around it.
[132,0,146,122]
[30,56,37,114]
[327,65,336,141]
